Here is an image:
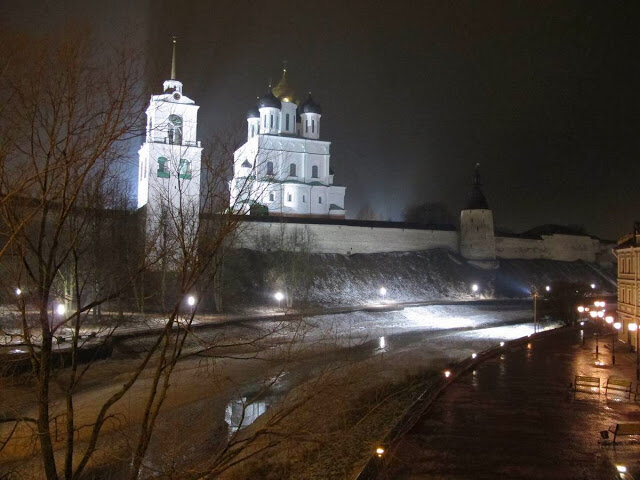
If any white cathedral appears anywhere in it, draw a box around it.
[229,69,346,218]
[137,42,346,223]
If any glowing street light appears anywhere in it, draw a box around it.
[443,370,451,378]
[589,311,598,319]
[471,284,479,293]
[187,295,196,307]
[629,323,638,332]
[590,283,596,289]
[55,303,66,316]
[605,315,613,324]
[379,287,387,301]
[471,353,477,359]
[612,322,622,365]
[274,291,284,309]
[545,285,551,292]
[375,446,385,458]
[15,288,22,296]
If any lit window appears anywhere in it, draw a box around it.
[289,163,296,176]
[312,165,318,178]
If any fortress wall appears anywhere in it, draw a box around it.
[495,236,546,259]
[233,219,611,265]
[234,220,459,255]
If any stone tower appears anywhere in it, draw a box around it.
[460,164,496,261]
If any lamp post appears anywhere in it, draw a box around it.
[187,295,196,315]
[531,288,538,334]
[630,323,640,380]
[612,322,622,366]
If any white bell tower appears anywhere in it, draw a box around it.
[137,37,202,257]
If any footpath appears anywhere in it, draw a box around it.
[376,323,640,480]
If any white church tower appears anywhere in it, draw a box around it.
[230,67,346,218]
[137,38,202,255]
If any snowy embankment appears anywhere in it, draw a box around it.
[223,248,615,308]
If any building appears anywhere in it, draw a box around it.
[137,39,202,256]
[615,226,640,351]
[229,68,346,218]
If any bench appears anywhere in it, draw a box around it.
[574,375,600,395]
[607,423,640,443]
[605,377,633,399]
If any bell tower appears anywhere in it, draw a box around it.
[137,37,202,259]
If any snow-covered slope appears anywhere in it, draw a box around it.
[222,248,615,308]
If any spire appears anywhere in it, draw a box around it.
[170,36,177,80]
[272,62,297,102]
[465,163,489,210]
[473,163,481,186]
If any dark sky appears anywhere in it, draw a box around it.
[4,1,640,240]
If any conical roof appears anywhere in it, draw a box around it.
[272,68,297,103]
[465,163,489,210]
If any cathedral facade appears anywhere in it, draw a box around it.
[229,69,346,218]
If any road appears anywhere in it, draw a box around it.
[0,301,554,479]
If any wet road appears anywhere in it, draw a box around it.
[377,323,640,480]
[1,302,552,478]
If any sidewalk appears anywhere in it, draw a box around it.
[378,323,640,479]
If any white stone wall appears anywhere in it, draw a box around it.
[495,234,600,262]
[235,221,459,255]
[234,219,609,265]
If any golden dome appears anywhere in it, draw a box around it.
[272,68,297,103]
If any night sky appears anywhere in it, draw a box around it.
[4,1,640,240]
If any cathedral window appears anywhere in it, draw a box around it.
[287,193,292,202]
[266,161,274,176]
[157,157,169,178]
[305,120,309,133]
[286,114,290,130]
[318,196,322,204]
[270,115,274,128]
[302,195,306,203]
[269,192,275,202]
[312,165,318,178]
[312,119,315,133]
[289,163,296,176]
[263,116,267,128]
[251,125,255,137]
[179,159,191,179]
[168,114,183,145]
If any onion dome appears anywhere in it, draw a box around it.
[465,163,489,210]
[272,68,297,103]
[247,106,260,119]
[258,89,281,109]
[299,93,321,114]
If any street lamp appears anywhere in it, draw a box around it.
[55,303,66,316]
[274,291,284,310]
[590,283,596,289]
[15,288,21,296]
[630,323,640,380]
[612,322,622,365]
[471,284,479,293]
[545,285,551,292]
[379,287,387,302]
